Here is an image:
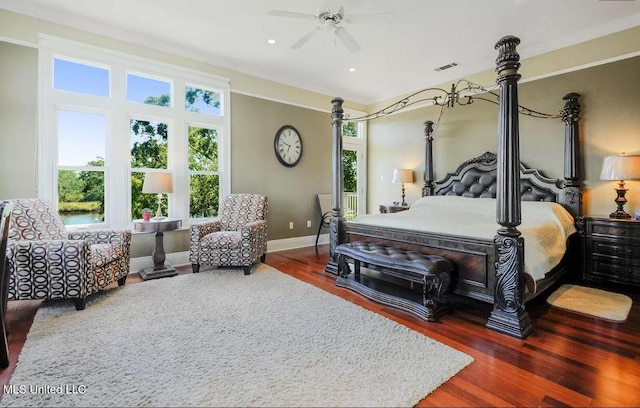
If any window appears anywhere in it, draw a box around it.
[39,35,231,228]
[57,109,106,226]
[185,85,221,116]
[127,73,171,107]
[188,126,219,217]
[53,58,109,97]
[342,115,367,217]
[130,119,169,218]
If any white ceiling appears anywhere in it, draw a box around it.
[2,0,640,104]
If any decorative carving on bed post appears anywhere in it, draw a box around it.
[423,121,435,196]
[486,35,534,339]
[561,92,583,218]
[326,97,346,275]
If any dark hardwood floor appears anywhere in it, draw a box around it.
[2,245,639,407]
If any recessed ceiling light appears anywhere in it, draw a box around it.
[267,39,276,45]
[349,67,356,72]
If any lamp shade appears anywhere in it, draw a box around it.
[392,169,414,184]
[143,172,174,194]
[599,155,640,181]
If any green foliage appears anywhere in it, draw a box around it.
[343,150,358,193]
[58,201,101,213]
[342,121,358,138]
[185,87,220,112]
[143,94,170,107]
[58,170,84,202]
[78,158,105,213]
[130,120,168,169]
[188,127,219,217]
[189,127,218,171]
[190,174,219,217]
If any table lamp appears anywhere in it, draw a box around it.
[392,168,414,206]
[143,172,173,219]
[599,153,640,219]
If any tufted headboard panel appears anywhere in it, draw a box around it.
[434,152,566,205]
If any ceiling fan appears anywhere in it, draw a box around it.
[268,5,390,53]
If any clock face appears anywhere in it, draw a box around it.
[274,125,303,167]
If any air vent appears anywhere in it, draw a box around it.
[434,62,459,72]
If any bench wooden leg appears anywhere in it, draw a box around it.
[336,254,351,278]
[423,271,451,308]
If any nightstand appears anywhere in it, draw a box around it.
[581,217,640,288]
[379,204,410,214]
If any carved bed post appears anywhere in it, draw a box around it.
[423,121,435,196]
[561,92,583,219]
[325,97,347,275]
[486,35,534,339]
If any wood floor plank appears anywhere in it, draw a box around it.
[1,244,639,407]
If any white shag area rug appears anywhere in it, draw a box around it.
[2,264,473,407]
[547,284,633,322]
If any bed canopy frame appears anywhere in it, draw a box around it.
[326,35,583,338]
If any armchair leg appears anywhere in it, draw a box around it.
[192,263,200,273]
[243,266,251,275]
[117,276,127,286]
[260,254,266,263]
[74,298,86,311]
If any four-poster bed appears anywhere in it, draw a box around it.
[325,35,583,339]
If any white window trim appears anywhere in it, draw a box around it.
[38,34,231,229]
[342,109,367,216]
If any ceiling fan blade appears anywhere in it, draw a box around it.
[291,28,321,50]
[268,10,317,20]
[335,27,361,52]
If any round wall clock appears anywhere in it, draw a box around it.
[274,125,303,167]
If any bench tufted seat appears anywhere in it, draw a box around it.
[335,241,454,321]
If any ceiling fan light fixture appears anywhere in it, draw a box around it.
[267,39,276,45]
[267,4,364,53]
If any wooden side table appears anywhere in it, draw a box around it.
[379,204,410,214]
[134,218,182,280]
[580,217,640,288]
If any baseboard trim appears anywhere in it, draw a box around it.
[130,233,329,270]
[267,233,329,252]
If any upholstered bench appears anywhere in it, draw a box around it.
[335,241,454,322]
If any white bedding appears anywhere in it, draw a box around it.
[349,196,576,282]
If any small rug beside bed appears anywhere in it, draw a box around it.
[546,284,632,322]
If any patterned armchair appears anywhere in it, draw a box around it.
[6,199,131,310]
[189,194,268,275]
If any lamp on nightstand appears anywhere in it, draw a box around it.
[143,172,173,220]
[599,153,640,219]
[392,168,414,206]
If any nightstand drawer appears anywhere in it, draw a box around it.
[591,223,640,240]
[592,240,640,260]
[591,259,640,283]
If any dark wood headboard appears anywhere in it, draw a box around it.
[433,151,578,218]
[422,93,583,220]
